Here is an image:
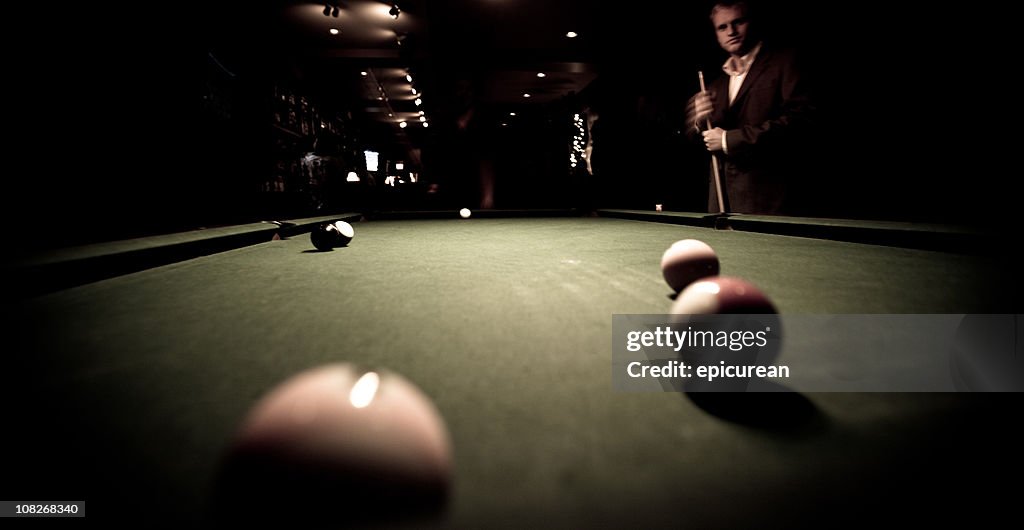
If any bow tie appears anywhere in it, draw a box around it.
[723,55,753,77]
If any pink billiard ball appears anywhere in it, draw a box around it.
[670,276,776,315]
[222,364,452,522]
[661,239,720,293]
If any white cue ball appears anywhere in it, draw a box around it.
[459,208,471,219]
[660,239,720,293]
[333,220,355,246]
[227,364,452,519]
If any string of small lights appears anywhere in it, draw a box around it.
[570,113,585,169]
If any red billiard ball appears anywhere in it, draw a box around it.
[661,239,720,293]
[669,277,781,392]
[670,276,776,315]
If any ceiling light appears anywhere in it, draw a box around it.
[422,122,428,128]
[419,110,425,116]
[419,116,426,122]
[389,4,401,19]
[414,98,422,106]
[329,28,339,35]
[537,72,546,78]
[510,112,516,116]
[399,121,408,128]
[406,74,413,82]
[360,71,367,76]
[411,88,417,95]
[523,93,531,98]
[566,31,578,38]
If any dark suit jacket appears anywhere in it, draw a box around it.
[690,45,813,215]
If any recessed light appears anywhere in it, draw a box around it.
[329,28,339,35]
[406,74,413,82]
[360,71,367,76]
[523,93,531,98]
[536,72,546,78]
[566,31,578,38]
[399,121,408,128]
[509,112,517,116]
[422,121,429,128]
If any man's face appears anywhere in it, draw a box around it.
[713,6,752,56]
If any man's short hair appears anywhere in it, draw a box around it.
[710,1,754,20]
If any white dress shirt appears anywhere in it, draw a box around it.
[721,42,762,154]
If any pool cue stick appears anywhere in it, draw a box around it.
[699,71,726,214]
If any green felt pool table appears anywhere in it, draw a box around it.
[2,215,1020,527]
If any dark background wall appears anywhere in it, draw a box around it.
[5,1,1005,250]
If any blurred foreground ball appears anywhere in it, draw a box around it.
[219,364,452,523]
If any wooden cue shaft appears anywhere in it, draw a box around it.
[698,71,726,214]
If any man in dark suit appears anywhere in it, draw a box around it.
[686,1,813,215]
